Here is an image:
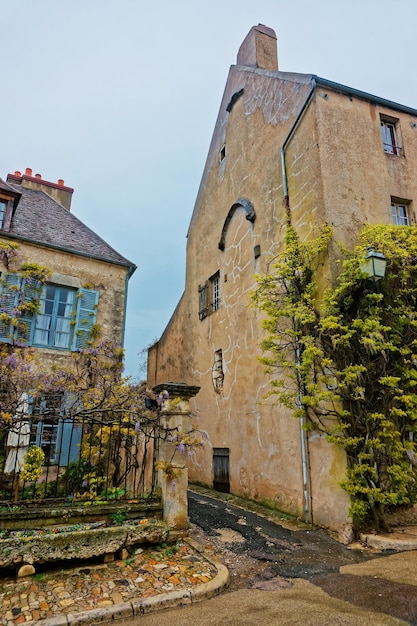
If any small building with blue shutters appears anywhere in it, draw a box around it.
[0,168,136,466]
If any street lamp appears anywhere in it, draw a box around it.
[360,247,387,282]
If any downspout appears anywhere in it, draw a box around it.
[280,77,316,524]
[121,265,135,348]
[281,77,316,223]
[296,339,311,525]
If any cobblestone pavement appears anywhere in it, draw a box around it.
[0,540,217,625]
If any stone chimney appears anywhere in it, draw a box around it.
[237,24,278,71]
[6,168,74,211]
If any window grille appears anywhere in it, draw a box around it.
[211,274,220,312]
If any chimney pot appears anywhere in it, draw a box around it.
[35,173,42,179]
[14,171,21,177]
[25,167,32,177]
[58,179,64,187]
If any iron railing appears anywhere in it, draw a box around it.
[0,412,159,507]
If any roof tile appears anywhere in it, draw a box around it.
[1,180,135,270]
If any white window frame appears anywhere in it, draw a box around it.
[391,200,410,226]
[210,273,220,312]
[381,116,402,156]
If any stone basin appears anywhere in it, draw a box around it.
[0,519,169,568]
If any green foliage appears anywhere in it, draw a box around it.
[110,509,128,525]
[0,246,209,506]
[20,446,45,484]
[253,224,417,530]
[61,460,91,495]
[0,244,51,343]
[151,542,179,559]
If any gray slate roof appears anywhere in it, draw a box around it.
[1,180,135,272]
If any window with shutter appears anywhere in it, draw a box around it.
[33,285,76,349]
[198,272,221,320]
[30,393,81,466]
[0,275,99,350]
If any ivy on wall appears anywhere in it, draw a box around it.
[253,224,417,530]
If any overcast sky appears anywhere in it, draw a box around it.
[2,0,417,378]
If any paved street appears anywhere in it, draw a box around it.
[122,489,417,625]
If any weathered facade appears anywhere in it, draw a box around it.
[148,25,417,531]
[0,168,135,366]
[0,168,135,469]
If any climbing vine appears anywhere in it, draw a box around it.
[0,242,208,504]
[0,242,50,343]
[253,224,417,530]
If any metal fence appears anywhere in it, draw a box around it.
[0,410,159,507]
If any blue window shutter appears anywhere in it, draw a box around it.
[20,277,39,343]
[0,274,38,344]
[0,273,19,342]
[56,392,81,466]
[16,277,37,344]
[71,288,99,350]
[54,419,81,466]
[33,421,43,447]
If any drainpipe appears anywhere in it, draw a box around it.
[121,265,135,348]
[296,339,310,525]
[281,77,316,222]
[280,77,317,524]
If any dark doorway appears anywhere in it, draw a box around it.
[213,447,230,493]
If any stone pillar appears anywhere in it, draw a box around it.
[153,382,200,530]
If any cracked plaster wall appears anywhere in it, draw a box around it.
[148,54,417,532]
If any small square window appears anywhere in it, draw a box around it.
[220,146,226,162]
[198,272,221,319]
[391,199,410,226]
[381,116,402,156]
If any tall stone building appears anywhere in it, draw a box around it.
[148,25,417,531]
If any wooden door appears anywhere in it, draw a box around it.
[213,448,230,493]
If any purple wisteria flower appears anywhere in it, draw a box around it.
[4,353,18,369]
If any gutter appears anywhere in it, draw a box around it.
[281,77,317,220]
[121,265,136,348]
[281,75,417,216]
[313,75,417,117]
